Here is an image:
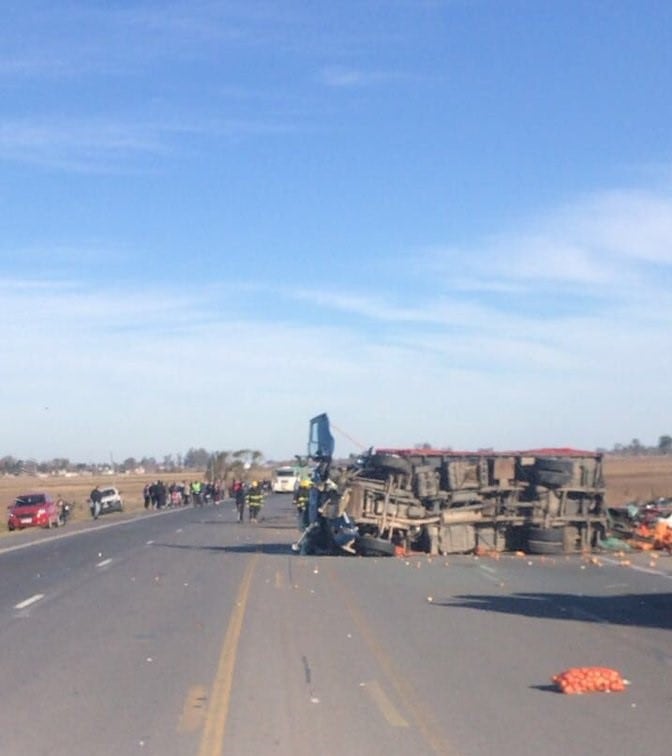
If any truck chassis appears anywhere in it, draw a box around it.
[335,448,606,555]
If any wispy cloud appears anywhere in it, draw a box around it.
[0,118,172,172]
[3,183,672,459]
[278,184,672,392]
[318,65,411,88]
[0,114,296,172]
[425,188,672,301]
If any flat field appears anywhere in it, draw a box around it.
[0,473,192,528]
[603,455,672,505]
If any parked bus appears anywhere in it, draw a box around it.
[273,466,300,493]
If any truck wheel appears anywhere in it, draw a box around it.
[534,469,572,488]
[527,526,565,554]
[356,534,396,556]
[535,458,574,474]
[366,454,412,476]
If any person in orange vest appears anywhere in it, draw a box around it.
[293,479,311,530]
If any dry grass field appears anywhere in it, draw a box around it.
[0,473,185,527]
[1,456,671,536]
[603,455,672,505]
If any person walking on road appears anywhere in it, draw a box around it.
[235,483,247,522]
[293,479,311,530]
[246,481,264,523]
[89,485,102,520]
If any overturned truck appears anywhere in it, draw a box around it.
[309,414,607,556]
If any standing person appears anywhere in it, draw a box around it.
[156,480,167,510]
[89,485,102,520]
[246,481,263,523]
[235,483,247,522]
[56,495,69,525]
[293,479,311,530]
[182,481,191,507]
[143,483,151,510]
[149,481,159,509]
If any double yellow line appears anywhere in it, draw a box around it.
[198,554,258,756]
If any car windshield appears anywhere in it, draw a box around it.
[276,470,295,478]
[100,489,117,497]
[15,494,46,507]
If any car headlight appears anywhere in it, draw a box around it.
[37,508,46,516]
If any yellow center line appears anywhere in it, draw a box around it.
[364,680,409,727]
[198,554,258,756]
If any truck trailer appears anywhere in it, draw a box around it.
[304,414,607,556]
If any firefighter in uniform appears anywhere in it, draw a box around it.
[246,481,264,523]
[293,479,311,530]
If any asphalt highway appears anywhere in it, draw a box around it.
[0,495,671,755]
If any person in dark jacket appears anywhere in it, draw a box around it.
[90,485,102,519]
[235,484,246,522]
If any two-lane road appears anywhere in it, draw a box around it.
[0,495,670,755]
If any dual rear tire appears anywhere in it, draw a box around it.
[527,526,564,555]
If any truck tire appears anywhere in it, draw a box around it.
[533,469,572,488]
[356,534,396,557]
[535,458,574,474]
[366,454,412,476]
[527,526,565,555]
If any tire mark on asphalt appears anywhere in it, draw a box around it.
[178,685,208,734]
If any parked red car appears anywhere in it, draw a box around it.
[7,492,61,531]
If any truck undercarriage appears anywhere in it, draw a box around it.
[303,414,607,556]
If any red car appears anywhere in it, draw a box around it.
[7,492,61,531]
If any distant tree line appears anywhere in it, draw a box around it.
[0,447,266,477]
[414,438,672,456]
[601,436,672,455]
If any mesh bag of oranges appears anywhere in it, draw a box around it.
[552,667,628,694]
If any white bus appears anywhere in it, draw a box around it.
[273,466,300,493]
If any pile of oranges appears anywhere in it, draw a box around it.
[552,667,628,694]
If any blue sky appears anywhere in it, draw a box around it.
[2,0,671,463]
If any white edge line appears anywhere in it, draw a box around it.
[15,593,45,610]
[96,558,113,568]
[0,506,185,557]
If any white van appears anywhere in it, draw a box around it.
[273,466,299,493]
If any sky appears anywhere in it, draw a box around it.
[1,0,671,464]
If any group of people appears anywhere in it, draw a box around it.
[142,480,228,509]
[70,477,273,525]
[139,478,269,521]
[231,480,265,523]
